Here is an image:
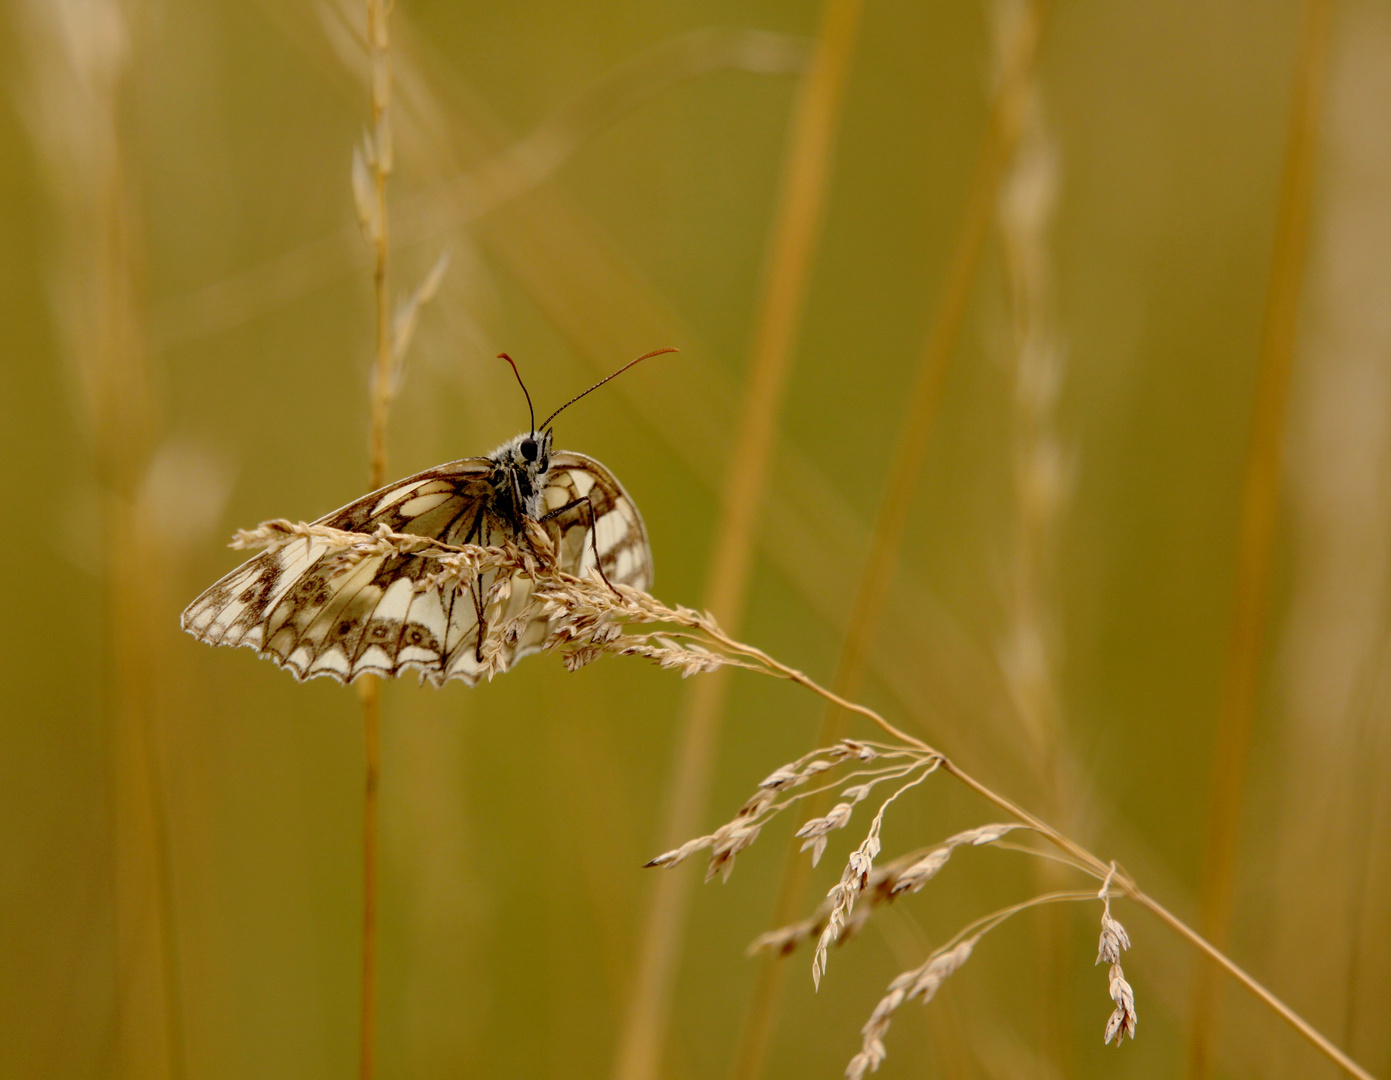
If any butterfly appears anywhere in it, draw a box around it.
[180,349,672,686]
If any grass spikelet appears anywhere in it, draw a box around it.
[813,829,881,989]
[810,766,935,988]
[1096,867,1137,1045]
[642,740,928,884]
[891,823,1027,895]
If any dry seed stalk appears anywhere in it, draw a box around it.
[356,5,393,1077]
[230,517,1377,1080]
[348,6,451,1076]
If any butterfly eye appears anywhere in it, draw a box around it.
[519,437,538,462]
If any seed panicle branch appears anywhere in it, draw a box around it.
[847,938,976,1080]
[643,740,937,886]
[1097,865,1137,1046]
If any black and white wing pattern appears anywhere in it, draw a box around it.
[180,451,651,686]
[541,451,653,593]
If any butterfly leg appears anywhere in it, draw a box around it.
[470,573,488,664]
[539,496,620,596]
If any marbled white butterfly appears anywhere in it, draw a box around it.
[180,349,672,686]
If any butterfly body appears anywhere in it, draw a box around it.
[181,433,651,686]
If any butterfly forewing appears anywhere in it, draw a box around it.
[183,459,493,684]
[181,449,652,686]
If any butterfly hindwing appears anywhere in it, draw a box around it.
[542,451,653,591]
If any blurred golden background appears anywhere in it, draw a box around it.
[1,0,1388,1078]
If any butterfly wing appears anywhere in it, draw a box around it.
[181,458,519,686]
[541,451,653,590]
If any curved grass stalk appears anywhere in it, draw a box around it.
[228,518,1381,1080]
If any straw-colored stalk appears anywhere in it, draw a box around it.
[227,516,1379,1080]
[1191,0,1334,1073]
[610,4,862,1080]
[345,8,452,1076]
[355,3,392,1078]
[1264,7,1391,1073]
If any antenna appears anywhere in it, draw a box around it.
[539,347,678,432]
[497,353,536,434]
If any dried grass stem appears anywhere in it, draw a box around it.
[358,4,395,1077]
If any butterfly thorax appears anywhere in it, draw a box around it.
[487,430,554,523]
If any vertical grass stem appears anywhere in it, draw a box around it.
[360,3,394,1079]
[730,6,1048,1078]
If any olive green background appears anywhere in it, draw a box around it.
[2,1,1388,1078]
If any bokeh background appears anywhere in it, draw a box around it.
[2,0,1389,1078]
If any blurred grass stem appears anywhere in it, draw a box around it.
[13,2,188,1075]
[1189,0,1333,1074]
[610,4,862,1080]
[359,2,395,1079]
[991,0,1071,1063]
[366,0,396,491]
[732,4,1048,1077]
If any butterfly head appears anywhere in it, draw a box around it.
[490,429,553,478]
[504,428,553,473]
